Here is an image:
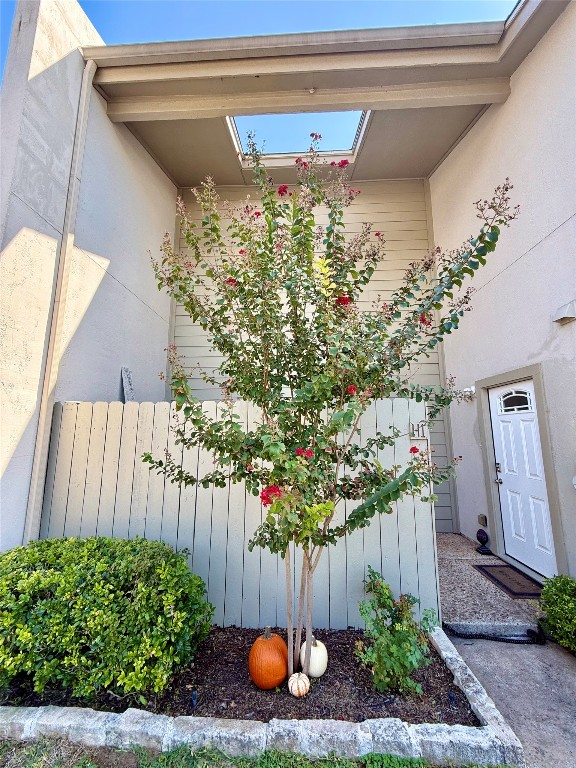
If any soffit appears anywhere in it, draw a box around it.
[127,104,485,187]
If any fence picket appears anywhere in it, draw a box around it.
[39,403,63,539]
[112,402,139,539]
[241,401,262,628]
[161,402,183,551]
[80,402,108,537]
[393,397,419,599]
[128,403,155,539]
[97,402,123,537]
[377,398,401,596]
[346,407,379,628]
[409,400,439,619]
[224,401,247,627]
[312,410,330,630]
[209,402,232,625]
[260,550,279,628]
[360,404,380,575]
[64,403,93,537]
[176,414,199,569]
[329,423,348,629]
[193,401,216,596]
[47,403,78,538]
[145,402,170,541]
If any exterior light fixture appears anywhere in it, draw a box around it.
[476,528,492,555]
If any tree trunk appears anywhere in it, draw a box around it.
[294,548,308,667]
[285,544,294,676]
[302,554,314,677]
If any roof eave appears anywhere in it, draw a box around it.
[82,20,505,68]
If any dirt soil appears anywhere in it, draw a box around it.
[1,627,479,726]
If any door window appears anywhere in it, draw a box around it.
[497,389,533,414]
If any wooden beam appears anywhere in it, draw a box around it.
[94,46,499,87]
[107,78,510,122]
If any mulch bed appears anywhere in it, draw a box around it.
[1,627,479,726]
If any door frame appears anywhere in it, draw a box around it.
[476,364,567,580]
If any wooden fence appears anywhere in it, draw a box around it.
[40,399,440,628]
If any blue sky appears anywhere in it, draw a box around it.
[235,111,365,154]
[1,1,519,84]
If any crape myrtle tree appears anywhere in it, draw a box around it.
[145,133,518,679]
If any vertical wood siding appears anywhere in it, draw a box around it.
[40,400,440,627]
[173,180,453,531]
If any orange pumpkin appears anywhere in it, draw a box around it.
[248,626,288,689]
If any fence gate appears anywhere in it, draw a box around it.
[40,399,439,628]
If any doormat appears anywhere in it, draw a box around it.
[473,563,543,599]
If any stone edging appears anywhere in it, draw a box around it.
[0,629,525,767]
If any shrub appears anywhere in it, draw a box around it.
[355,566,437,694]
[540,574,576,653]
[0,537,214,698]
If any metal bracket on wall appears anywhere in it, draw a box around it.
[121,367,135,402]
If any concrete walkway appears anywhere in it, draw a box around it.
[438,533,576,766]
[452,636,576,768]
[437,533,539,633]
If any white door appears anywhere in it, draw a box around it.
[488,381,558,578]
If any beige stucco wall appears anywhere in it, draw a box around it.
[1,0,102,551]
[429,2,576,574]
[55,90,175,403]
[0,0,176,550]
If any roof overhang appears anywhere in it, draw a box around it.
[83,0,569,185]
[84,20,506,68]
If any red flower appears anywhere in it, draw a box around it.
[330,161,336,166]
[310,132,322,140]
[409,446,420,455]
[336,295,352,306]
[239,249,245,255]
[246,465,253,471]
[225,277,238,286]
[347,385,358,396]
[260,485,282,506]
[278,184,289,197]
[337,159,349,168]
[305,448,314,459]
[374,232,381,238]
[295,447,305,456]
[419,312,432,327]
[254,211,262,217]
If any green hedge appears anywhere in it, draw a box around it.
[0,537,213,697]
[540,574,576,653]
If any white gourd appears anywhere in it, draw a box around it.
[288,672,310,697]
[299,635,328,678]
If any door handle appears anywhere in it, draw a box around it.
[495,478,503,485]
